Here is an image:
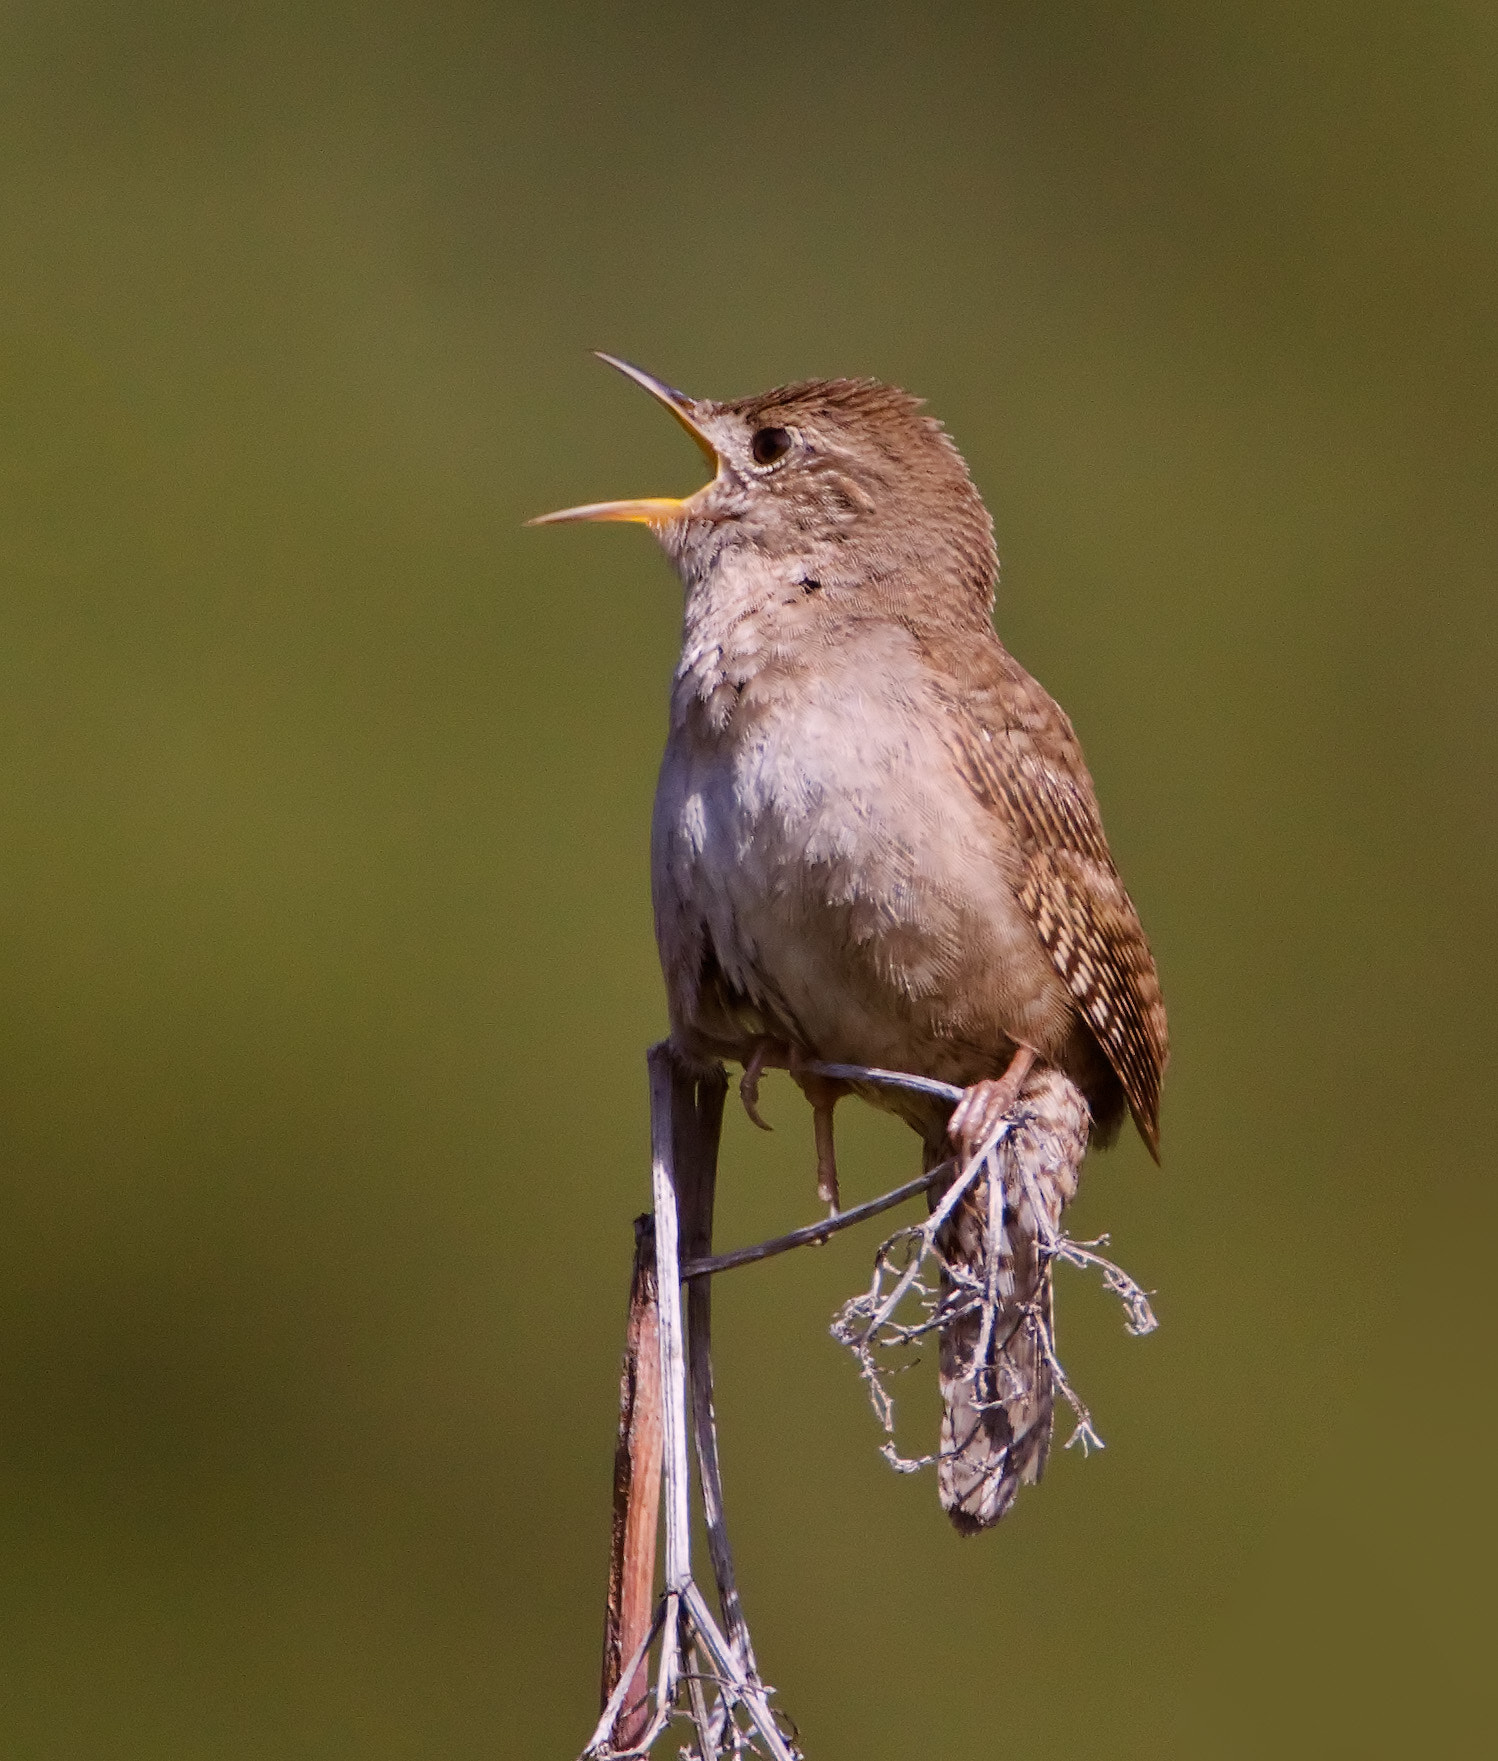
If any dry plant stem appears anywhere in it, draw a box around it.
[586,1051,1153,1756]
[592,1601,666,1758]
[669,1059,759,1681]
[680,1162,953,1281]
[802,1061,964,1105]
[859,1129,1006,1343]
[650,1045,795,1760]
[583,1045,797,1761]
[679,1062,964,1282]
[647,1051,690,1592]
[600,1216,664,1750]
[823,1062,1159,1487]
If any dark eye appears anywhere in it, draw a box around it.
[750,426,793,467]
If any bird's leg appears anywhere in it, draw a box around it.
[789,1051,850,1214]
[948,1045,1038,1164]
[738,1039,789,1133]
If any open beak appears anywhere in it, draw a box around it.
[527,353,720,528]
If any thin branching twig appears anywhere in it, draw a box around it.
[583,1047,799,1761]
[585,1051,1157,1759]
[829,1067,1157,1477]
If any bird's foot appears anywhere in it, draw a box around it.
[738,1039,789,1132]
[789,1049,849,1214]
[948,1046,1038,1165]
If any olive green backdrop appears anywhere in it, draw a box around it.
[2,3,1493,1756]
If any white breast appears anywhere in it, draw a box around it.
[651,620,1058,1071]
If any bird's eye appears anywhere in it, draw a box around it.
[750,426,793,467]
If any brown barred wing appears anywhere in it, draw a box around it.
[938,646,1169,1159]
[1017,841,1166,1157]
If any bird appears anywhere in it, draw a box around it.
[532,355,1167,1530]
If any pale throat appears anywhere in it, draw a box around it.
[669,538,811,718]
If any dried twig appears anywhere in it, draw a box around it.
[585,1051,1157,1757]
[829,1067,1157,1484]
[600,1216,664,1749]
[681,1162,954,1281]
[582,1046,798,1761]
[673,1066,760,1685]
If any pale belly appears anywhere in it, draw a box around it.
[650,675,1072,1087]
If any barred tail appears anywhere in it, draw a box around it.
[934,1070,1090,1532]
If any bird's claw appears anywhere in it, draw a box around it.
[738,1041,783,1133]
[949,1046,1038,1165]
[739,1069,773,1132]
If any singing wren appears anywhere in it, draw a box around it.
[533,355,1168,1528]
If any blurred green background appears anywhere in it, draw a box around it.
[2,2,1494,1755]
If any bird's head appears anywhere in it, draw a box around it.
[531,355,998,628]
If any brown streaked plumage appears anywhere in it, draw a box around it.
[932,633,1168,1157]
[533,356,1168,1531]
